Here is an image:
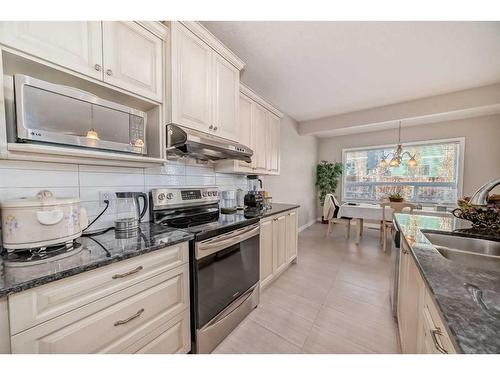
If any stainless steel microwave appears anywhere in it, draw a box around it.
[14,74,147,155]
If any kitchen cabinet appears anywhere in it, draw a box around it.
[102,22,163,101]
[0,21,164,101]
[266,112,280,174]
[273,215,287,275]
[7,242,191,354]
[235,94,254,172]
[285,210,298,263]
[253,103,269,173]
[260,219,274,289]
[397,240,457,354]
[0,21,103,80]
[259,209,298,289]
[0,298,9,353]
[169,21,243,142]
[215,85,283,175]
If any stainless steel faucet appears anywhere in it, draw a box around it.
[469,177,500,205]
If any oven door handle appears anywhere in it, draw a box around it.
[196,223,260,259]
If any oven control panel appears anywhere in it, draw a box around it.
[151,187,219,208]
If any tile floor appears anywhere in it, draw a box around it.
[213,222,401,354]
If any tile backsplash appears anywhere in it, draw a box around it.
[0,159,247,231]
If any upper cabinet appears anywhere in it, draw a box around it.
[169,21,243,142]
[0,21,164,102]
[102,22,163,101]
[0,22,103,80]
[216,84,283,176]
[170,24,213,131]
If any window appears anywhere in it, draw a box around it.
[342,138,463,205]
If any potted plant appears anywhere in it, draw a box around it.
[316,160,343,223]
[388,191,404,203]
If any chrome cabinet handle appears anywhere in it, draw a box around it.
[112,265,143,279]
[114,308,145,326]
[106,69,113,76]
[94,64,101,71]
[430,328,448,354]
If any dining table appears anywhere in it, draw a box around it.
[337,202,452,244]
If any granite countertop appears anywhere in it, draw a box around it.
[394,213,500,354]
[260,203,300,218]
[0,222,193,298]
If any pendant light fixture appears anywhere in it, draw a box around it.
[378,121,418,168]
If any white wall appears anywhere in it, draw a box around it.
[318,114,500,205]
[262,115,319,229]
[0,159,247,231]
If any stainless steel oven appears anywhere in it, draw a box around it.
[193,223,260,353]
[149,187,261,354]
[14,74,147,155]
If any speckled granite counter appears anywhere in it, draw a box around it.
[260,203,300,218]
[0,223,193,298]
[394,213,500,354]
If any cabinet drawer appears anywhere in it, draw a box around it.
[11,264,189,353]
[9,242,188,334]
[122,310,190,354]
[422,289,456,354]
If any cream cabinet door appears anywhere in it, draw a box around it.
[171,22,212,132]
[238,94,254,171]
[260,219,274,289]
[272,215,287,275]
[252,103,268,173]
[102,22,163,101]
[0,21,103,80]
[212,53,239,141]
[285,210,298,263]
[266,112,280,174]
[398,246,421,354]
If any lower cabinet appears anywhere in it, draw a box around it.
[260,209,298,289]
[8,242,191,354]
[397,240,457,354]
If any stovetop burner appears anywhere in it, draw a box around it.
[3,240,84,267]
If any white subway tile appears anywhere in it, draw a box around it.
[185,165,215,177]
[185,175,216,186]
[79,172,144,187]
[0,160,77,171]
[0,187,80,202]
[79,186,146,202]
[0,168,79,188]
[145,174,185,187]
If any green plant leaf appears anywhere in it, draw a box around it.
[316,160,343,205]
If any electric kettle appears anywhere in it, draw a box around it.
[114,192,148,233]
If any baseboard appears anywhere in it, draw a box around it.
[299,218,318,232]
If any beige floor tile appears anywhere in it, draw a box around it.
[302,325,377,354]
[260,284,322,322]
[213,223,400,354]
[212,319,301,354]
[313,305,400,353]
[248,303,314,347]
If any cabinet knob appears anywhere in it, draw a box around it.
[94,64,101,71]
[106,69,113,76]
[214,126,218,131]
[209,125,214,130]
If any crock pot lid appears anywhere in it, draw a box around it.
[1,190,80,208]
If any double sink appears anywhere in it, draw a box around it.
[423,232,500,272]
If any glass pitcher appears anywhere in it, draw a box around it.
[114,192,148,232]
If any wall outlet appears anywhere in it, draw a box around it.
[99,191,114,207]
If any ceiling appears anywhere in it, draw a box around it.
[202,21,500,122]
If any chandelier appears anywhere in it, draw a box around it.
[378,121,418,168]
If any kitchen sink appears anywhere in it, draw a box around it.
[422,232,500,272]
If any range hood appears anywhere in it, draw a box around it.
[166,124,253,163]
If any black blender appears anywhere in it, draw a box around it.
[244,175,264,218]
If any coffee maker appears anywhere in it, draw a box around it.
[244,175,264,217]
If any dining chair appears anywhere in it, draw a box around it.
[380,201,416,252]
[325,195,352,240]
